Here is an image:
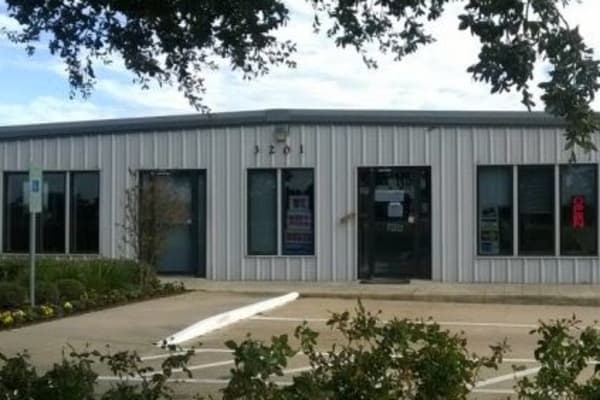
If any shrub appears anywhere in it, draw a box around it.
[515,316,600,398]
[56,279,86,301]
[223,301,507,400]
[0,347,196,400]
[0,257,145,294]
[0,259,25,282]
[75,259,142,293]
[35,281,60,305]
[0,282,27,308]
[34,356,97,399]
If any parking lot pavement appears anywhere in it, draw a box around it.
[133,297,599,399]
[2,294,598,399]
[0,291,271,369]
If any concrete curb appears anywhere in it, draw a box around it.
[191,289,600,307]
[158,292,299,346]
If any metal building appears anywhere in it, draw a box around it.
[0,109,598,283]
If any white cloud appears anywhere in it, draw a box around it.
[0,13,20,31]
[0,96,115,125]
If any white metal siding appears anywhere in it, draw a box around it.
[0,122,598,283]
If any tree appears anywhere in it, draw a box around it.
[2,1,599,151]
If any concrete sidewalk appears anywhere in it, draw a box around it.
[161,278,600,307]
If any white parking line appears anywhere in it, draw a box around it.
[140,348,233,361]
[140,360,235,377]
[251,315,538,329]
[282,366,312,375]
[472,388,515,395]
[474,366,541,388]
[98,375,521,393]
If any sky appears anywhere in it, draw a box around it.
[0,1,600,127]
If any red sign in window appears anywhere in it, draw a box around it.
[571,195,585,229]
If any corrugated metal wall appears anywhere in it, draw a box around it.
[0,122,599,283]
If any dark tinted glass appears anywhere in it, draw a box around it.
[3,172,65,253]
[39,172,65,253]
[248,170,277,255]
[282,169,314,255]
[478,166,513,255]
[70,172,100,253]
[518,166,554,255]
[4,173,29,252]
[560,165,597,255]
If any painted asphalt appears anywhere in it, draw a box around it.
[2,292,599,399]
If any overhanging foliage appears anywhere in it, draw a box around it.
[1,1,599,150]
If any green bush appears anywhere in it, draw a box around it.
[0,259,25,282]
[35,281,60,305]
[56,279,86,301]
[223,301,507,400]
[515,316,600,398]
[0,347,196,400]
[0,258,144,294]
[0,282,27,308]
[78,259,140,293]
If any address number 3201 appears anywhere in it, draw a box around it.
[254,144,304,155]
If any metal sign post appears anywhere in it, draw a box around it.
[28,166,42,307]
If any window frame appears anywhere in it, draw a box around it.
[477,163,599,258]
[246,167,315,257]
[2,170,101,255]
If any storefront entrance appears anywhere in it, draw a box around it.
[358,167,431,280]
[140,170,206,276]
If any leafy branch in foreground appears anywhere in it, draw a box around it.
[0,345,198,400]
[2,1,599,151]
[224,300,508,399]
[515,315,600,399]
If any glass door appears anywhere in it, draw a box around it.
[358,167,431,280]
[140,170,206,276]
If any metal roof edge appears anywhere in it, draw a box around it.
[0,109,566,140]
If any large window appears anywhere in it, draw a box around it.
[247,168,314,256]
[3,171,99,254]
[519,166,555,255]
[477,166,513,255]
[478,164,598,257]
[560,165,597,255]
[70,172,100,253]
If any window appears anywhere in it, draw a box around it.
[3,171,99,254]
[477,166,513,255]
[282,169,314,255]
[247,168,314,256]
[4,173,29,252]
[519,166,555,255]
[248,170,277,255]
[39,172,66,253]
[560,165,597,255]
[70,172,100,253]
[4,172,66,253]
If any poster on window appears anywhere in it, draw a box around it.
[479,207,500,255]
[571,195,585,229]
[283,195,313,253]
